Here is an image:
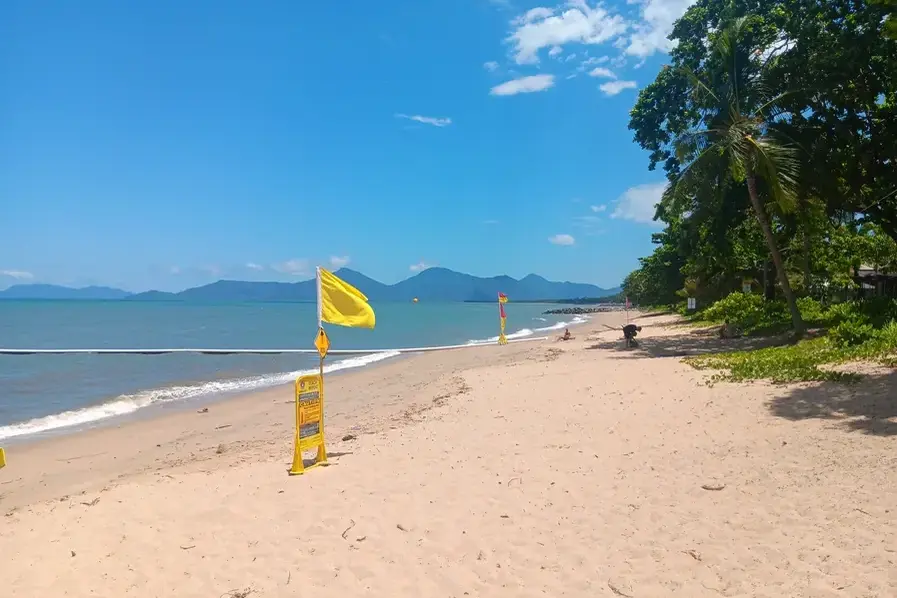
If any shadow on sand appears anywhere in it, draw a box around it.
[768,369,897,436]
[586,327,788,358]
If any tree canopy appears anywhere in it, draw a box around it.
[623,0,897,312]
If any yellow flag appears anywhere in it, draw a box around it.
[318,267,376,329]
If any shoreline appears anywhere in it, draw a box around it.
[3,311,895,596]
[0,314,595,509]
[0,313,588,444]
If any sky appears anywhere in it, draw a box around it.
[0,0,696,292]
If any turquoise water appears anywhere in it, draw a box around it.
[0,300,586,439]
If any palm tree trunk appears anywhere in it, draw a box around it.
[799,197,812,293]
[746,173,805,337]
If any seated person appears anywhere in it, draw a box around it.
[560,328,573,341]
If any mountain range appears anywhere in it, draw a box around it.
[0,268,620,302]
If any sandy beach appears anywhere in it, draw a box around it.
[2,312,896,597]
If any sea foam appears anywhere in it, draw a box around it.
[0,350,400,441]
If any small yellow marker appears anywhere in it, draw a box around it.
[0,447,6,469]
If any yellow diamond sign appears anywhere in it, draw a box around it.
[314,328,330,359]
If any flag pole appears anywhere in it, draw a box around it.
[316,266,324,379]
[315,266,326,465]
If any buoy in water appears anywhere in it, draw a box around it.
[413,297,419,303]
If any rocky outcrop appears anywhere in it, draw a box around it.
[543,306,625,315]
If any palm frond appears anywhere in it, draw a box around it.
[747,135,800,212]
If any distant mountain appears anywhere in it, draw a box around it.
[1,269,619,302]
[127,267,619,303]
[0,284,131,300]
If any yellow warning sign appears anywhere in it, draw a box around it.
[289,374,327,475]
[314,328,330,359]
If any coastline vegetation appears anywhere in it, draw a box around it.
[621,0,897,382]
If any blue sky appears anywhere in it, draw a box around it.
[1,0,695,292]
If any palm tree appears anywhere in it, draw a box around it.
[663,17,806,336]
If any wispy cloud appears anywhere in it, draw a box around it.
[245,262,264,271]
[490,74,555,96]
[329,256,350,269]
[611,182,667,225]
[272,259,310,276]
[0,269,34,280]
[410,261,434,272]
[483,60,500,72]
[591,204,607,213]
[395,114,452,127]
[548,233,575,246]
[599,79,637,96]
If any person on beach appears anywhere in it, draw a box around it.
[622,324,642,348]
[560,328,573,341]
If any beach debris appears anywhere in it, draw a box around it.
[500,514,510,519]
[607,581,634,597]
[701,483,726,491]
[507,476,522,486]
[341,434,356,441]
[221,588,254,598]
[286,571,291,585]
[80,497,100,507]
[355,535,367,543]
[197,408,209,414]
[684,549,702,561]
[180,544,196,550]
[396,523,408,532]
[70,550,76,558]
[215,444,227,454]
[215,424,232,430]
[341,519,356,540]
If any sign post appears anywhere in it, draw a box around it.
[289,329,330,475]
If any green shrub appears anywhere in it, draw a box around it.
[796,296,827,325]
[829,318,877,347]
[701,292,764,326]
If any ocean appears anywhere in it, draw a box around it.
[0,300,586,441]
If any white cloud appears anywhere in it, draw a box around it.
[548,45,563,57]
[245,262,264,271]
[588,66,616,79]
[625,0,697,58]
[395,114,452,127]
[611,182,667,224]
[329,256,350,269]
[548,233,575,246]
[483,60,500,72]
[490,74,555,96]
[0,269,33,280]
[599,79,637,95]
[272,259,310,276]
[506,2,628,65]
[591,204,607,213]
[409,261,434,272]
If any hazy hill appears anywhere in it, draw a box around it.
[3,268,620,302]
[0,284,131,300]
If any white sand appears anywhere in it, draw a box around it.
[2,313,895,597]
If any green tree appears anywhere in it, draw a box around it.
[635,17,806,334]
